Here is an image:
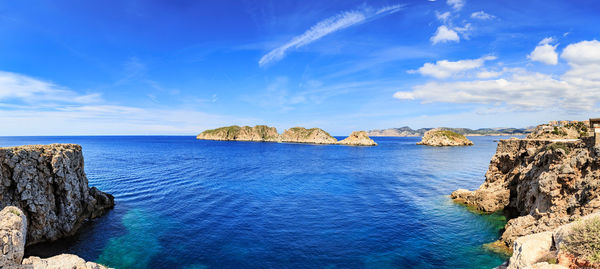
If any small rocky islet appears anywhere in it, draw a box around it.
[197,125,377,146]
[0,144,114,269]
[416,128,474,146]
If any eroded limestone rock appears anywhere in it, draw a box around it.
[0,206,26,267]
[451,137,600,249]
[0,144,114,245]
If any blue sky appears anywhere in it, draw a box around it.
[1,0,599,135]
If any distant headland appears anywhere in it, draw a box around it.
[196,125,377,146]
[367,126,532,137]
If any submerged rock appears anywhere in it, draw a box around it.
[417,129,474,146]
[337,131,377,146]
[280,127,338,144]
[196,125,281,142]
[0,144,114,245]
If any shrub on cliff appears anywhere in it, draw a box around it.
[562,216,600,263]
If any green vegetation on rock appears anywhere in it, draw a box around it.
[562,216,600,263]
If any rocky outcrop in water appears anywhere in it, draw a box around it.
[197,125,378,146]
[0,144,114,245]
[417,129,474,146]
[337,131,377,146]
[196,125,281,142]
[280,127,338,144]
[451,137,600,252]
[0,206,109,269]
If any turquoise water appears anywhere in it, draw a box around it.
[2,136,509,268]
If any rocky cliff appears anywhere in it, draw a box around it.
[0,144,114,245]
[280,127,338,144]
[526,121,590,140]
[417,129,474,146]
[451,137,600,252]
[196,125,281,142]
[337,131,377,146]
[0,206,109,269]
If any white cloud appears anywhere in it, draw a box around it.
[0,70,253,135]
[528,37,558,65]
[447,0,465,11]
[258,4,404,66]
[561,40,600,65]
[408,56,496,79]
[0,71,102,104]
[395,40,600,112]
[430,25,460,44]
[476,70,503,79]
[435,11,451,22]
[470,11,494,20]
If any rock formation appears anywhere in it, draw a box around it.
[0,144,114,245]
[280,127,338,144]
[337,131,377,146]
[0,206,26,266]
[526,121,590,140]
[501,212,600,269]
[196,125,281,142]
[451,137,600,252]
[1,206,109,269]
[197,125,378,146]
[417,129,474,146]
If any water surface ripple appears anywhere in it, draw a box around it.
[1,136,510,268]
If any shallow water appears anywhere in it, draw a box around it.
[1,136,511,268]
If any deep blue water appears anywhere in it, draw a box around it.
[1,136,511,269]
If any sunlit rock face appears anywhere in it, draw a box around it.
[452,137,600,250]
[0,144,114,245]
[417,129,474,146]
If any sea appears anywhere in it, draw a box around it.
[0,136,512,269]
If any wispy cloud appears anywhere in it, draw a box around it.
[471,11,495,20]
[0,71,102,105]
[446,0,465,11]
[0,70,252,135]
[408,56,496,78]
[258,4,404,67]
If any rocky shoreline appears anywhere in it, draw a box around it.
[197,125,377,146]
[451,134,600,268]
[0,144,114,269]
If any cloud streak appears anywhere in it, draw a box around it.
[258,4,404,67]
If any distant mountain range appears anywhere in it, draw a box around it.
[366,126,533,137]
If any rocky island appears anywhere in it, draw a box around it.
[280,127,337,144]
[416,129,474,146]
[0,144,114,269]
[451,120,600,268]
[197,125,377,146]
[337,131,377,146]
[195,125,280,142]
